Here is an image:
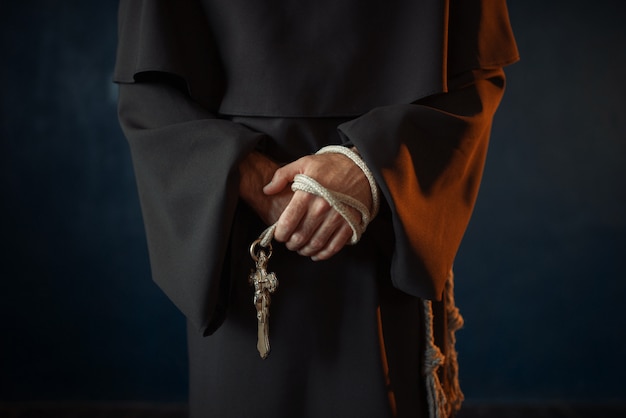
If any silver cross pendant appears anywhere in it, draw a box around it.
[249,239,279,359]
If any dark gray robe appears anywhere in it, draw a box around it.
[114,1,519,416]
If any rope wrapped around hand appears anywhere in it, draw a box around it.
[256,145,379,247]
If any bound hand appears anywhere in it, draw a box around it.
[263,152,372,260]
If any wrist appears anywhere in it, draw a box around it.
[239,152,273,197]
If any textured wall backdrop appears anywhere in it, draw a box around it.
[1,0,624,404]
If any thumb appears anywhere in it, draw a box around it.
[263,162,299,195]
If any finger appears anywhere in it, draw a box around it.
[285,196,331,251]
[263,159,306,195]
[309,205,360,259]
[263,188,294,226]
[311,223,353,261]
[273,191,313,243]
[297,210,344,257]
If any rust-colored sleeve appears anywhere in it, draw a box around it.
[338,69,508,300]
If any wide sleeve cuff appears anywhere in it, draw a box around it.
[338,69,507,300]
[118,78,266,336]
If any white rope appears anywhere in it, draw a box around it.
[258,224,276,248]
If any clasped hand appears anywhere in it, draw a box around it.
[239,151,372,260]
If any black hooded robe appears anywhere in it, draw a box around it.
[114,1,518,417]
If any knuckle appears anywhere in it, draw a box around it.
[289,233,304,247]
[276,214,297,232]
[326,242,341,255]
[273,222,293,242]
[286,240,301,251]
[310,199,330,217]
[308,237,325,251]
[298,247,313,257]
[273,230,286,242]
[315,250,332,261]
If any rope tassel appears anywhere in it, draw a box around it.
[422,271,464,418]
[444,273,465,415]
[423,299,448,418]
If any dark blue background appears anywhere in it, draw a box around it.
[1,0,624,404]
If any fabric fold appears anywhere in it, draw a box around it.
[114,0,518,117]
[118,80,265,335]
[338,69,507,300]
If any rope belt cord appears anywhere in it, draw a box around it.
[258,145,380,248]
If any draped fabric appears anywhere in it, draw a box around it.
[115,0,518,115]
[115,1,518,416]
